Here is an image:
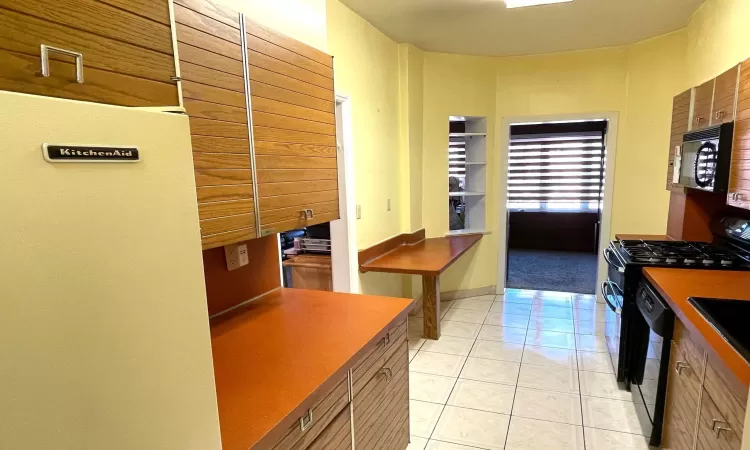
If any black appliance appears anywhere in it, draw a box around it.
[630,280,674,446]
[672,123,734,193]
[602,217,750,446]
[688,297,750,363]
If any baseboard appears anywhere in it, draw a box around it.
[441,285,497,301]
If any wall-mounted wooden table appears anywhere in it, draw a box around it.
[359,232,483,340]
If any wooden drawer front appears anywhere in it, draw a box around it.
[674,318,706,379]
[692,79,715,130]
[174,0,255,248]
[668,89,691,190]
[703,359,746,440]
[245,20,339,236]
[353,343,409,450]
[696,389,742,450]
[271,374,350,450]
[0,5,177,106]
[663,342,701,450]
[728,60,750,210]
[712,65,740,125]
[351,320,407,395]
[306,405,352,450]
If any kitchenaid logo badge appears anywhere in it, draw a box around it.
[43,145,140,162]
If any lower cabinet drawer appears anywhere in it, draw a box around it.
[703,359,746,440]
[696,389,742,450]
[306,404,352,450]
[351,320,407,395]
[271,374,349,450]
[353,342,409,450]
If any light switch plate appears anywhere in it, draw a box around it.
[356,205,362,219]
[387,198,391,211]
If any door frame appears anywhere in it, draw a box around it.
[495,112,620,301]
[331,93,359,293]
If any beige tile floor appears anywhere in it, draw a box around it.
[405,289,653,450]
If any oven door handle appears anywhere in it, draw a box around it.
[600,281,622,314]
[603,248,625,273]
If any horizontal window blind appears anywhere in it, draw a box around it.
[508,124,606,211]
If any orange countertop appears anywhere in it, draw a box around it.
[360,234,482,276]
[644,268,750,386]
[615,234,673,241]
[209,288,414,450]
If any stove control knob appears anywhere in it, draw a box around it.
[721,260,733,266]
[666,257,677,263]
[684,258,696,264]
[702,259,715,265]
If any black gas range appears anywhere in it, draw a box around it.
[602,217,750,446]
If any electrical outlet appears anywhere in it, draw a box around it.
[224,243,249,271]
[356,205,362,219]
[387,198,391,211]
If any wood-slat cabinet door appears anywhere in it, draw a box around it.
[662,342,702,450]
[711,65,740,126]
[0,0,178,106]
[691,79,715,131]
[667,89,691,191]
[728,60,750,210]
[174,0,256,248]
[245,19,340,236]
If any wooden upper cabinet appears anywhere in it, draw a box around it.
[0,0,178,106]
[691,79,715,131]
[667,89,692,190]
[245,19,340,236]
[728,59,750,210]
[174,0,256,249]
[711,65,740,126]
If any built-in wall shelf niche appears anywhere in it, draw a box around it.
[448,116,487,233]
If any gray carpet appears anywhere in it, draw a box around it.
[507,249,597,295]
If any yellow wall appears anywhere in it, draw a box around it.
[217,0,328,51]
[686,0,750,86]
[421,53,498,292]
[613,31,688,235]
[326,0,407,297]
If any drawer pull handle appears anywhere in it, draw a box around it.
[384,332,391,346]
[41,45,84,83]
[307,209,314,219]
[300,209,314,220]
[712,419,732,439]
[378,367,393,382]
[675,361,691,375]
[299,409,313,432]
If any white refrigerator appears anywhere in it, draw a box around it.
[0,92,222,449]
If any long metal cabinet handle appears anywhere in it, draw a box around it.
[41,45,84,83]
[715,424,732,439]
[378,367,393,382]
[299,409,313,432]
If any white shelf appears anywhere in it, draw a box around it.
[449,132,487,137]
[449,191,485,197]
[447,229,491,236]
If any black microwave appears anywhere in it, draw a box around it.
[673,122,734,193]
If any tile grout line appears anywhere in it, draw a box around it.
[502,304,532,450]
[423,304,485,444]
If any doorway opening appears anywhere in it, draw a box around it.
[504,120,609,295]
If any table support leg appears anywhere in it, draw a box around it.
[422,275,440,340]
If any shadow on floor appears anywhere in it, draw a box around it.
[507,249,597,295]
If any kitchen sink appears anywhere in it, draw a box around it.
[688,297,750,363]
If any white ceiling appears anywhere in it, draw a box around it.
[338,0,705,56]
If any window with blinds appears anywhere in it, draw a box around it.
[507,121,607,212]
